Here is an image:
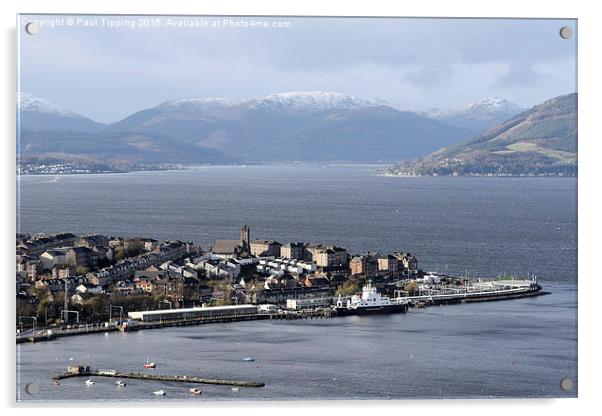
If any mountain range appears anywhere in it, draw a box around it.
[17,91,479,166]
[420,97,524,133]
[386,93,577,176]
[17,91,575,175]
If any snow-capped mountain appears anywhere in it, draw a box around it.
[421,97,524,133]
[106,91,471,162]
[18,92,106,133]
[246,91,385,112]
[19,90,474,164]
[18,92,78,117]
[155,91,384,114]
[156,97,247,113]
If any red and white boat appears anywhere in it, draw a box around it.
[143,357,156,369]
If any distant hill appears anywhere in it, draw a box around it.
[387,93,577,176]
[21,91,543,168]
[18,93,107,133]
[105,91,473,162]
[239,105,473,162]
[17,93,228,168]
[421,97,524,133]
[18,130,227,166]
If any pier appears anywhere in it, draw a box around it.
[16,325,119,343]
[53,366,265,387]
[400,280,547,307]
[268,308,335,320]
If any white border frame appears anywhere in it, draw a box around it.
[2,1,599,415]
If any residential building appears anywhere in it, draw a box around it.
[350,255,379,276]
[66,246,98,268]
[75,235,110,248]
[17,233,77,255]
[394,252,419,272]
[51,265,75,280]
[75,283,104,295]
[250,240,282,257]
[307,244,349,269]
[281,242,309,260]
[304,275,331,288]
[25,260,41,281]
[378,254,399,274]
[39,249,68,270]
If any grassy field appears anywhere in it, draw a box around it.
[494,142,576,162]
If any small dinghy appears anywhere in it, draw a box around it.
[144,356,156,369]
[153,389,166,396]
[243,357,255,362]
[115,380,126,387]
[85,379,95,386]
[189,388,202,395]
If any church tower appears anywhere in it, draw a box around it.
[241,224,250,249]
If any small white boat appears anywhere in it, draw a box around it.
[85,379,95,386]
[144,356,156,368]
[189,388,202,395]
[231,387,240,392]
[116,381,126,387]
[153,389,166,396]
[243,357,255,362]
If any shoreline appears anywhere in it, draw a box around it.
[377,172,577,178]
[16,286,548,345]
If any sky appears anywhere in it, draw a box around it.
[18,15,577,123]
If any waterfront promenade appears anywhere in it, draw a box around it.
[16,278,545,344]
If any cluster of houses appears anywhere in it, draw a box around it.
[16,226,421,312]
[16,233,197,299]
[211,225,418,278]
[202,226,420,303]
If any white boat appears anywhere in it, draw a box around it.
[231,387,240,392]
[144,356,156,368]
[153,389,166,396]
[335,281,408,316]
[84,379,95,386]
[243,357,255,362]
[115,380,126,387]
[189,388,202,395]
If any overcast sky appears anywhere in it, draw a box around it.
[19,15,577,123]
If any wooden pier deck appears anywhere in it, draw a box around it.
[53,368,265,387]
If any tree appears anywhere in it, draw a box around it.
[404,280,418,295]
[84,296,109,320]
[336,278,364,296]
[75,266,89,276]
[36,298,52,323]
[114,247,125,261]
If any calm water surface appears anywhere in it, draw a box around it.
[16,165,577,401]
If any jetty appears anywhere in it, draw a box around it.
[400,278,546,307]
[53,366,265,387]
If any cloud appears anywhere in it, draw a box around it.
[494,61,550,88]
[18,15,577,122]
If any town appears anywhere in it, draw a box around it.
[15,226,421,325]
[16,225,543,336]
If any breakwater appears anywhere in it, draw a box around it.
[53,367,265,387]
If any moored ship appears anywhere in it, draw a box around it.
[335,282,408,316]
